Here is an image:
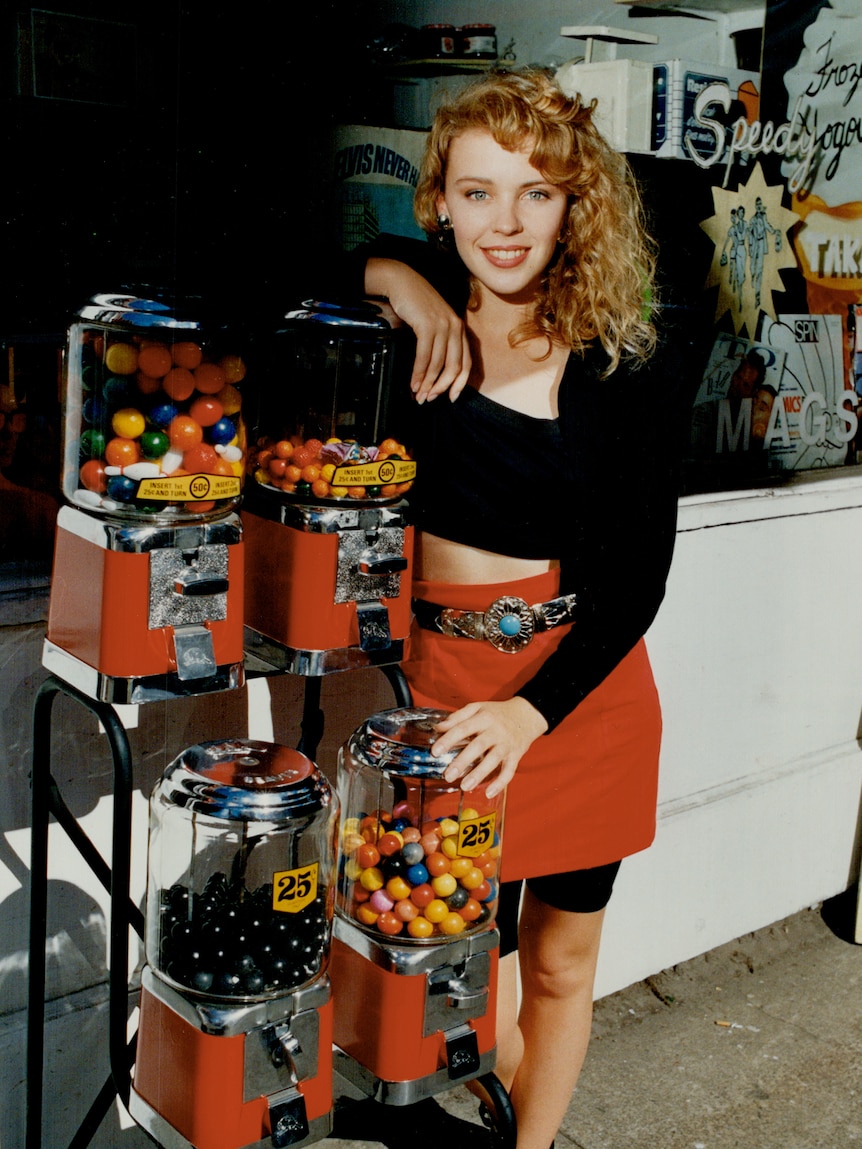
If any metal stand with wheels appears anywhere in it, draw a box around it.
[25,663,516,1149]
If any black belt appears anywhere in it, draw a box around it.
[412,592,577,654]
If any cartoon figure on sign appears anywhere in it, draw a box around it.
[720,205,749,309]
[720,209,740,298]
[701,162,799,336]
[747,197,782,308]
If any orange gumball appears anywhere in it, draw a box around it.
[460,898,483,922]
[193,362,226,394]
[425,852,451,878]
[171,341,203,369]
[168,415,203,450]
[136,372,162,395]
[211,456,236,477]
[394,899,419,922]
[182,443,219,473]
[188,396,224,427]
[163,367,195,401]
[137,343,172,378]
[105,437,141,468]
[79,459,107,493]
[376,912,403,936]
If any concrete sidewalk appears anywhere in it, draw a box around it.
[327,890,862,1149]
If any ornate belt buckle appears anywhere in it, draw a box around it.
[484,596,534,653]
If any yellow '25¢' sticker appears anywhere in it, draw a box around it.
[272,862,318,913]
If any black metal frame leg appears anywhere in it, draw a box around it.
[26,674,143,1149]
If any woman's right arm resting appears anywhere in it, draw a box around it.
[365,257,471,403]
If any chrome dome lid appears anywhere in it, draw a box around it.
[346,707,463,778]
[158,739,332,821]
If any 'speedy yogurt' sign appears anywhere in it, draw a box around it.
[780,0,862,311]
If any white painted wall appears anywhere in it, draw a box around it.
[596,474,862,997]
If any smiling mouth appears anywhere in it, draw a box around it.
[483,247,529,267]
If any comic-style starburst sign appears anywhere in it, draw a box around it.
[700,162,800,337]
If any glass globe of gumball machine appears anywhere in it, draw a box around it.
[329,708,505,1106]
[42,291,248,703]
[242,300,416,679]
[130,739,339,1149]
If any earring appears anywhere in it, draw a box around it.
[437,214,451,230]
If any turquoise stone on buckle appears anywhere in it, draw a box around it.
[484,596,535,652]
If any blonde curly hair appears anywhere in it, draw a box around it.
[414,68,658,373]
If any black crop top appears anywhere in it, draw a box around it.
[409,385,572,560]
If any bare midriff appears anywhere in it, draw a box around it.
[415,530,558,585]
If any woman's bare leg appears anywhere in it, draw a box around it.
[505,890,607,1149]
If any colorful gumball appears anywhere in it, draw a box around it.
[106,474,137,502]
[103,376,132,405]
[188,396,224,427]
[376,912,403,936]
[111,407,146,439]
[82,397,106,426]
[218,354,246,383]
[407,916,434,939]
[163,367,196,401]
[105,437,141,468]
[104,342,138,375]
[140,430,170,460]
[193,362,226,394]
[79,429,106,458]
[182,444,219,473]
[79,459,107,493]
[209,417,236,445]
[216,383,242,415]
[171,341,203,369]
[148,401,179,428]
[168,415,203,451]
[137,343,172,378]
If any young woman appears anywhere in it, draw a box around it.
[352,69,682,1149]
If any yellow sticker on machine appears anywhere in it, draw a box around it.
[458,812,497,858]
[136,475,242,501]
[272,862,319,914]
[333,458,417,487]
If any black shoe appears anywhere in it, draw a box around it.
[330,1095,492,1148]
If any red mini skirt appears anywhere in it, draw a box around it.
[403,569,662,882]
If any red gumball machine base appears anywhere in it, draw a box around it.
[329,916,499,1106]
[131,970,334,1149]
[43,504,245,703]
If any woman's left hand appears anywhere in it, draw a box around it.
[430,697,548,798]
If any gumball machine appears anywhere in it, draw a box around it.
[42,291,248,703]
[329,708,504,1105]
[242,300,416,677]
[130,739,338,1149]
